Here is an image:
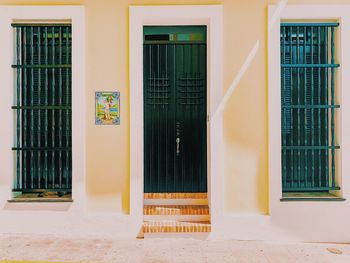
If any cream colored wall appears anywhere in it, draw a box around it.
[2,0,350,215]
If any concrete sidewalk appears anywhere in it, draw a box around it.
[0,234,349,263]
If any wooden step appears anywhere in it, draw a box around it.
[142,220,211,233]
[142,194,211,237]
[144,193,207,199]
[144,199,208,205]
[144,205,209,215]
[144,205,210,221]
[144,193,208,205]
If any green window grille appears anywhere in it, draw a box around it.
[12,24,72,195]
[280,22,340,192]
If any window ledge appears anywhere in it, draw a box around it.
[281,197,345,202]
[4,199,73,211]
[8,192,73,203]
[281,192,345,202]
[8,198,73,203]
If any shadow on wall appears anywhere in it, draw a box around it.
[222,59,268,214]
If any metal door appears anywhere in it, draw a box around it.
[143,26,207,193]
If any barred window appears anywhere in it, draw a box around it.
[280,23,340,193]
[12,24,72,200]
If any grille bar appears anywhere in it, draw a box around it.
[281,64,339,68]
[281,22,339,27]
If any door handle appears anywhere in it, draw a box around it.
[176,137,180,155]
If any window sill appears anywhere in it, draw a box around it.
[8,192,73,203]
[281,192,345,202]
[8,198,73,203]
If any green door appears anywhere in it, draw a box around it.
[143,26,207,193]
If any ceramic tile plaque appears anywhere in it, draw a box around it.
[95,92,120,125]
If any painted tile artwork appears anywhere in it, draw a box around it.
[95,92,120,125]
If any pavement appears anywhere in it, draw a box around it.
[0,234,349,263]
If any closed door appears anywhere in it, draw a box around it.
[143,26,207,193]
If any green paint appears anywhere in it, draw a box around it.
[143,26,207,193]
[280,23,340,193]
[12,24,72,195]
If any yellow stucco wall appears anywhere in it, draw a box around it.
[1,0,350,214]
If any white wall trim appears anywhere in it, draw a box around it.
[0,6,86,211]
[268,4,350,242]
[129,5,223,233]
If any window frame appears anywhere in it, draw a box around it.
[268,5,350,204]
[0,6,85,207]
[279,22,340,194]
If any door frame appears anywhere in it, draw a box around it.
[129,5,223,232]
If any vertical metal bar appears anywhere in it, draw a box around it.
[173,44,177,193]
[182,45,186,192]
[65,26,70,188]
[331,26,336,187]
[151,47,154,192]
[157,43,160,192]
[196,53,200,192]
[200,67,204,191]
[51,27,56,189]
[190,43,193,192]
[281,26,287,188]
[165,44,168,192]
[16,27,21,190]
[289,26,294,188]
[23,27,27,189]
[30,26,34,189]
[183,69,187,192]
[199,43,203,191]
[161,52,164,191]
[59,27,63,189]
[152,47,155,191]
[148,44,152,192]
[161,55,164,191]
[296,26,301,187]
[325,27,329,187]
[37,27,41,189]
[317,26,322,187]
[303,26,308,187]
[310,26,315,188]
[44,26,48,189]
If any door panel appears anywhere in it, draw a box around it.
[144,26,207,193]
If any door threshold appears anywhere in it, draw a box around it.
[144,193,207,199]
